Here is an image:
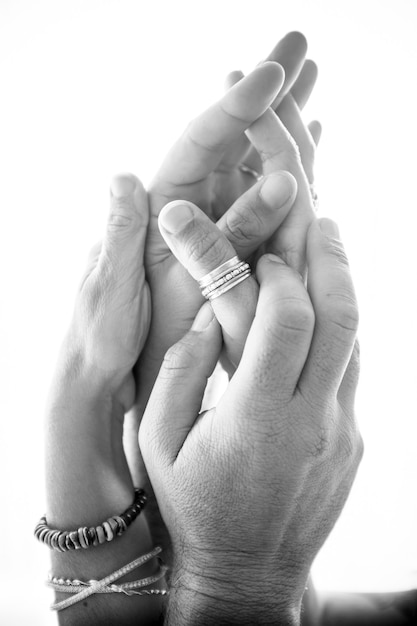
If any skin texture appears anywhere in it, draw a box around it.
[44,33,328,624]
[45,175,166,625]
[125,35,322,556]
[140,217,363,626]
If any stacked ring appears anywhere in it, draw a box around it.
[198,256,251,301]
[238,163,263,181]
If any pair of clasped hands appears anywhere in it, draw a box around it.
[46,33,363,625]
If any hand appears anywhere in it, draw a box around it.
[44,175,165,624]
[136,34,318,411]
[130,32,320,556]
[62,174,150,404]
[140,219,363,625]
[46,173,150,520]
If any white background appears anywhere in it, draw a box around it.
[1,0,416,623]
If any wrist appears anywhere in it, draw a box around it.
[52,331,131,405]
[45,370,133,526]
[166,561,300,626]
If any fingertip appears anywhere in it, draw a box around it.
[110,172,147,217]
[306,218,343,261]
[224,70,244,90]
[191,301,216,332]
[255,252,286,282]
[284,31,308,54]
[105,172,148,244]
[318,217,340,240]
[261,60,286,81]
[259,170,297,208]
[110,172,139,198]
[158,200,196,234]
[304,58,318,78]
[249,61,285,92]
[308,120,322,145]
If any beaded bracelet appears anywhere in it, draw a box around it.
[34,488,147,551]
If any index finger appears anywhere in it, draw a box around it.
[152,62,284,193]
[265,31,308,108]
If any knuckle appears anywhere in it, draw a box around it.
[327,299,360,334]
[162,334,197,374]
[304,425,332,459]
[185,228,228,268]
[334,421,364,469]
[261,137,300,167]
[108,213,135,230]
[223,203,263,249]
[336,428,356,463]
[107,198,138,234]
[325,238,350,267]
[276,297,315,334]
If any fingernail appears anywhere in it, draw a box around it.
[159,201,194,234]
[110,174,136,198]
[319,218,340,239]
[262,253,286,264]
[191,303,215,331]
[259,171,296,208]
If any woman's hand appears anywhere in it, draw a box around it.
[66,174,150,402]
[47,174,150,506]
[44,175,165,625]
[140,218,363,626]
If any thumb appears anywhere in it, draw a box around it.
[139,303,222,468]
[99,173,148,272]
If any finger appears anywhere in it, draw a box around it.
[216,170,297,257]
[264,31,308,109]
[218,71,252,174]
[223,253,314,411]
[224,70,244,91]
[290,59,318,110]
[139,304,222,467]
[99,173,148,275]
[277,93,317,183]
[299,219,359,399]
[243,82,319,180]
[153,63,285,193]
[246,107,315,272]
[308,120,322,146]
[158,200,258,367]
[220,33,310,176]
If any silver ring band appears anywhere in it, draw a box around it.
[198,256,251,301]
[239,164,263,182]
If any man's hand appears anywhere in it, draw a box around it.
[129,32,320,555]
[140,218,363,625]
